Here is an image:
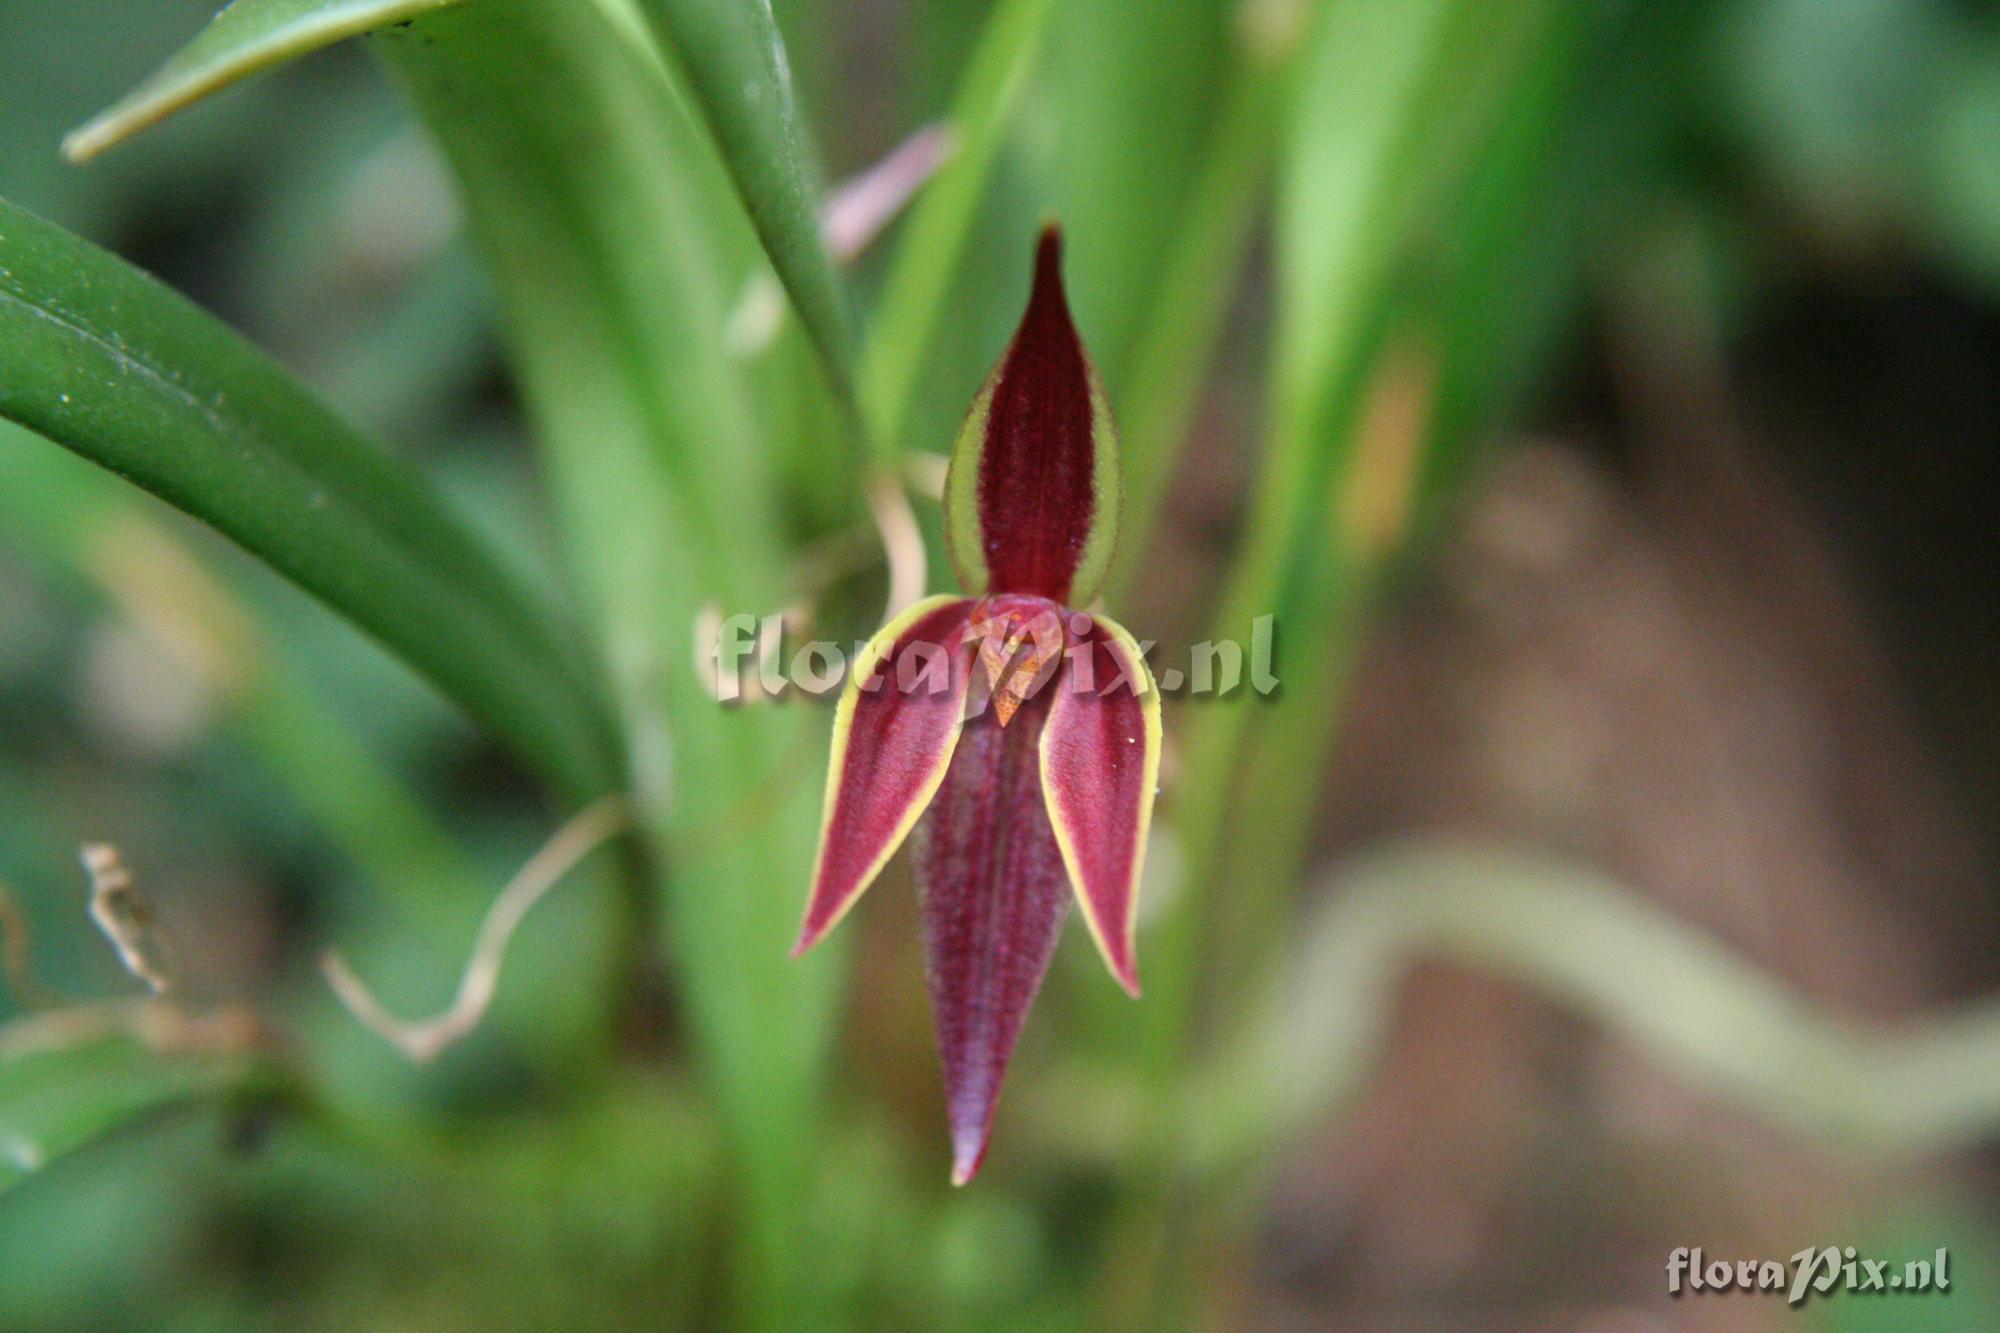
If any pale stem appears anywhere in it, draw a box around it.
[321,796,629,1063]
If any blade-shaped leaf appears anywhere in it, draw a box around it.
[860,0,1057,458]
[0,198,620,801]
[380,1,844,1316]
[1042,0,1234,386]
[1108,27,1303,599]
[0,426,490,943]
[1197,0,1590,995]
[0,1035,262,1195]
[64,0,462,162]
[629,0,857,406]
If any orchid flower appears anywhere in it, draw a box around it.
[794,226,1161,1184]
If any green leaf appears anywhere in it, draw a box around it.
[1145,0,1472,1038]
[381,1,841,1318]
[0,198,620,801]
[629,0,858,409]
[0,425,490,943]
[0,1035,258,1194]
[1106,20,1304,600]
[859,0,1057,458]
[1170,0,1601,1053]
[1104,1,1608,1312]
[63,0,461,162]
[1042,0,1233,386]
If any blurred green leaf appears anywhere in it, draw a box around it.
[859,0,1056,458]
[1272,0,1459,439]
[0,1034,255,1195]
[1106,1,1606,1314]
[1108,21,1303,596]
[1926,48,2000,292]
[1141,0,1468,1060]
[0,425,490,944]
[0,198,620,801]
[1182,0,1591,1001]
[631,0,857,410]
[1720,0,1944,244]
[382,0,842,1318]
[1042,0,1230,386]
[63,0,460,162]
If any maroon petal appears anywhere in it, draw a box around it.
[794,595,978,956]
[1040,613,1160,996]
[943,226,1120,607]
[912,683,1068,1184]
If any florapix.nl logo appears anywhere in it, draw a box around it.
[701,609,1279,705]
[1668,1246,1950,1306]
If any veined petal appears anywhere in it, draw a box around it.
[794,594,977,956]
[1039,613,1160,996]
[913,686,1068,1185]
[943,226,1120,606]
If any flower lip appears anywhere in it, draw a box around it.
[965,593,1069,727]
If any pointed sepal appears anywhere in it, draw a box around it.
[913,685,1069,1185]
[943,226,1120,606]
[794,595,978,956]
[1039,613,1159,996]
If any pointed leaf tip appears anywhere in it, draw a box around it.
[796,596,977,955]
[65,1,462,163]
[943,227,1120,605]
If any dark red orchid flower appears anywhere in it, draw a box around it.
[793,226,1160,1184]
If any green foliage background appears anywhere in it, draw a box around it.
[3,0,1999,1326]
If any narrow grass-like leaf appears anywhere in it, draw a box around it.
[382,1,842,1316]
[1109,39,1300,598]
[0,426,489,941]
[1042,0,1231,384]
[0,1036,262,1195]
[1202,0,1594,998]
[630,0,857,407]
[1106,0,1601,1314]
[64,0,461,162]
[0,199,620,801]
[1132,0,1471,1081]
[859,0,1057,458]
